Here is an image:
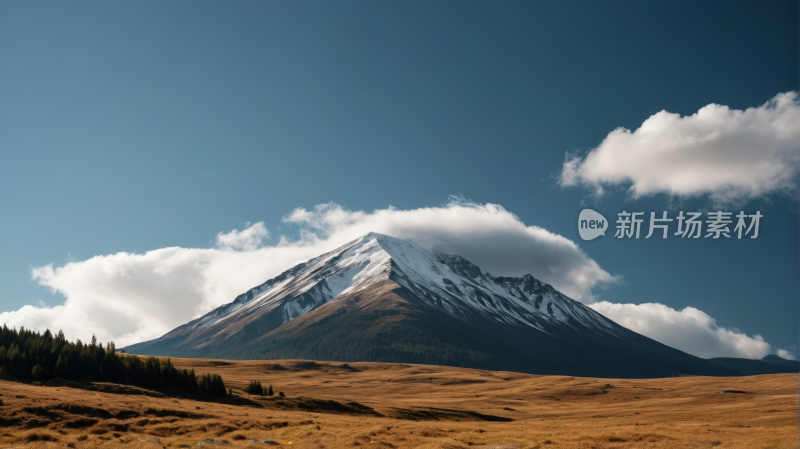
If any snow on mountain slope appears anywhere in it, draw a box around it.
[184,232,624,341]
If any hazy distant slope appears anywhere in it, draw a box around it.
[708,356,799,375]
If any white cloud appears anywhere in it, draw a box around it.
[215,222,269,251]
[1,199,616,346]
[560,92,800,205]
[281,198,619,301]
[776,349,796,361]
[589,301,775,359]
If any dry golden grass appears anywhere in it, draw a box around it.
[0,358,796,448]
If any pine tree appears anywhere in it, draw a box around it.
[246,380,264,395]
[198,373,226,397]
[54,355,67,377]
[212,374,227,398]
[268,384,274,396]
[8,345,25,375]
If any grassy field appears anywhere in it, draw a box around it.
[0,358,796,448]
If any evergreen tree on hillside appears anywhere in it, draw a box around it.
[0,325,227,398]
[197,373,226,397]
[246,380,264,395]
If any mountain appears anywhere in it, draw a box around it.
[761,354,800,369]
[707,355,799,375]
[126,232,737,378]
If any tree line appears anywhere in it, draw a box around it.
[0,325,227,398]
[245,379,274,396]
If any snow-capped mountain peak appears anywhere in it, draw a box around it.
[127,232,738,378]
[188,232,617,338]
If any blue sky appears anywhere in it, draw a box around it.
[0,1,798,357]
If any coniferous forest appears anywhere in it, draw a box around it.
[0,325,227,398]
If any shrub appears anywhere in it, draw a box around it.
[23,430,59,442]
[31,365,48,381]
